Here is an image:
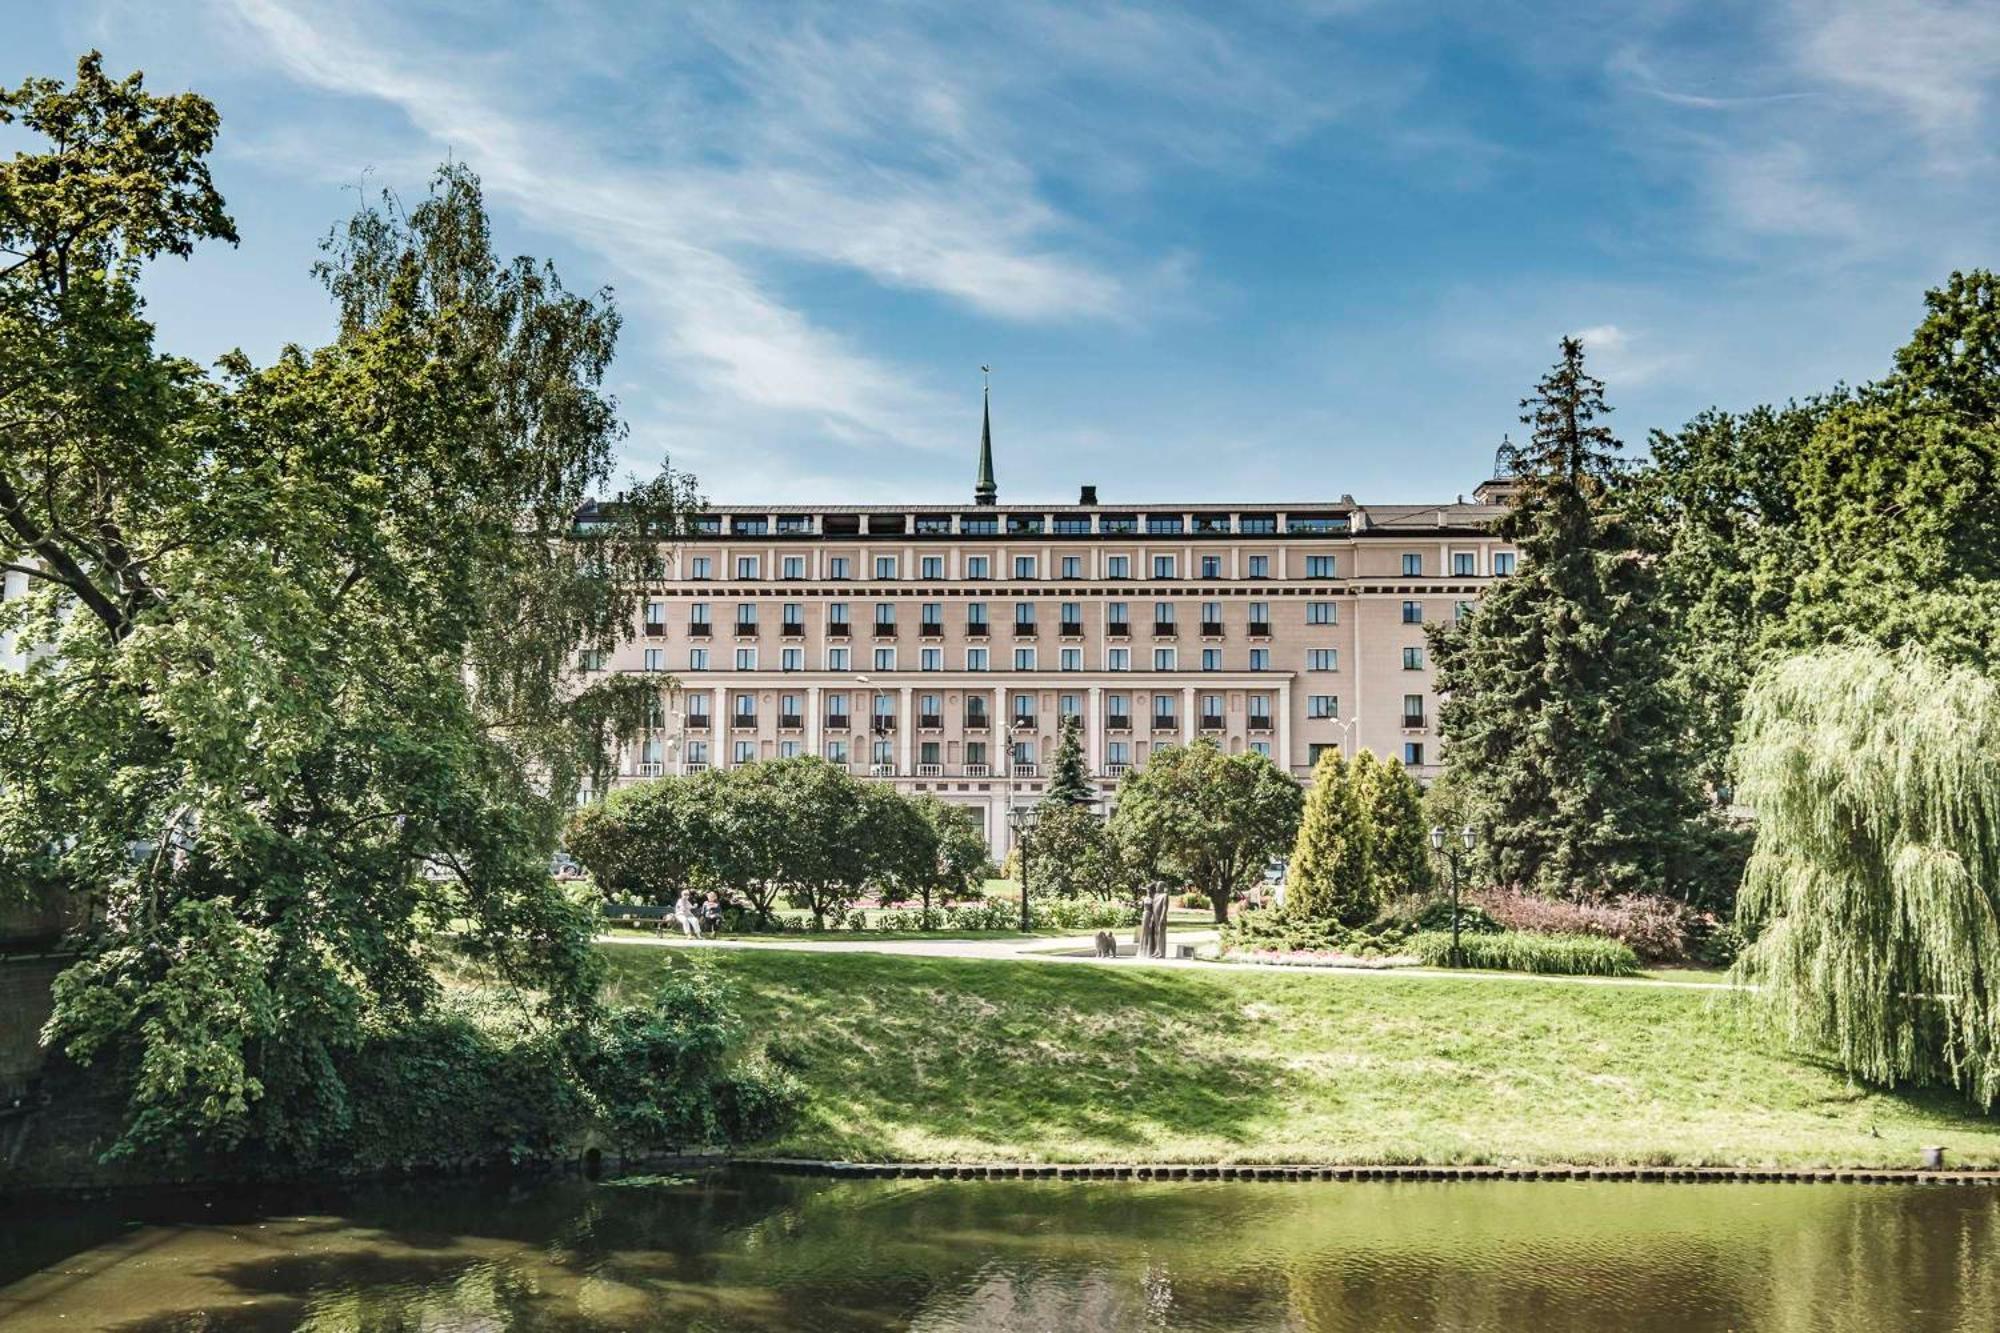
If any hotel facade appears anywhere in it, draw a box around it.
[588,405,1517,855]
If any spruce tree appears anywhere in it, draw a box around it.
[1364,757,1432,902]
[1044,713,1093,807]
[1284,749,1376,925]
[1431,337,1700,898]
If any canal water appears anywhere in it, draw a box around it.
[3,1171,1996,1330]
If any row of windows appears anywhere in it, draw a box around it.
[644,599,1460,629]
[680,552,1382,581]
[651,736,1289,769]
[689,513,1348,539]
[623,643,1425,675]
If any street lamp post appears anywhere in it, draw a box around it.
[1009,804,1040,933]
[1428,824,1477,967]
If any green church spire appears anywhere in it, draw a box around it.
[974,367,997,505]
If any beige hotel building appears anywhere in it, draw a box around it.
[589,402,1517,855]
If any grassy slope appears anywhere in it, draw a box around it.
[600,944,2000,1169]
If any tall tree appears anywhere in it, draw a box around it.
[908,794,993,913]
[0,57,695,1165]
[1363,756,1432,903]
[1108,740,1302,923]
[1284,749,1374,925]
[1044,713,1093,806]
[1430,338,1700,898]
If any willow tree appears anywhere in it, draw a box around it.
[1734,643,2000,1106]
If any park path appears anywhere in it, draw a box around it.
[597,929,1738,992]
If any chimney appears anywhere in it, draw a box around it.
[1078,484,1098,505]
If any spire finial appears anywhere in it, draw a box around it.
[974,365,997,505]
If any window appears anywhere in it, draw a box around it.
[826,739,848,765]
[1240,515,1276,534]
[921,556,944,578]
[1249,648,1270,671]
[1061,648,1082,671]
[1247,555,1269,578]
[1201,649,1221,671]
[735,555,760,579]
[1107,741,1131,766]
[1107,602,1129,629]
[779,740,800,759]
[1201,555,1222,578]
[580,649,607,671]
[1308,649,1338,671]
[1249,696,1272,726]
[1494,552,1517,576]
[1402,601,1423,624]
[1402,553,1422,576]
[873,739,895,767]
[1014,647,1037,670]
[1107,647,1130,672]
[919,741,940,766]
[643,648,664,671]
[782,602,803,629]
[826,647,849,671]
[966,696,989,726]
[964,741,986,767]
[874,647,896,670]
[1404,742,1425,766]
[1054,516,1092,535]
[875,555,898,579]
[782,556,805,579]
[685,739,709,766]
[1060,601,1082,631]
[1308,694,1338,718]
[1251,741,1271,757]
[1059,694,1081,717]
[961,516,998,536]
[1106,556,1130,578]
[1307,602,1336,625]
[781,647,803,671]
[966,556,990,579]
[778,515,811,535]
[828,602,849,626]
[1107,695,1131,725]
[1403,694,1426,727]
[1305,555,1336,578]
[736,603,758,627]
[1146,515,1184,534]
[874,602,896,628]
[1014,601,1036,627]
[1152,555,1176,579]
[1154,601,1176,630]
[1008,514,1045,536]
[1403,646,1425,670]
[1014,555,1038,579]
[1154,647,1177,671]
[1453,552,1476,576]
[1101,515,1137,535]
[921,648,943,671]
[1061,555,1082,578]
[689,647,709,671]
[828,556,850,579]
[732,516,768,536]
[734,740,755,764]
[735,647,756,670]
[920,601,943,631]
[968,601,989,628]
[689,556,712,579]
[1014,694,1035,722]
[1248,602,1271,632]
[967,647,989,671]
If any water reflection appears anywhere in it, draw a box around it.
[3,1171,1996,1331]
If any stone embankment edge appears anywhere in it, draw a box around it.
[731,1157,2000,1186]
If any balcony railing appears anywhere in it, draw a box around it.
[686,715,711,731]
[1106,716,1132,732]
[964,714,989,731]
[1103,763,1128,778]
[920,621,945,638]
[873,623,897,638]
[1200,621,1224,637]
[734,623,759,639]
[1013,621,1038,637]
[778,713,804,730]
[870,763,897,777]
[1153,621,1177,637]
[1105,623,1130,639]
[916,762,944,778]
[918,714,944,730]
[1247,621,1272,637]
[872,718,897,734]
[965,623,989,638]
[964,762,990,778]
[643,622,666,637]
[781,623,805,637]
[1402,714,1426,730]
[731,713,757,729]
[1200,715,1225,731]
[637,761,664,777]
[826,622,850,638]
[1012,715,1037,729]
[1152,715,1178,731]
[824,714,850,730]
[1013,763,1039,778]
[687,623,712,638]
[1248,717,1274,733]
[1059,621,1084,638]
[683,761,709,774]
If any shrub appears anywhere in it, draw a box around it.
[1468,888,1698,963]
[1221,910,1420,959]
[1407,930,1639,976]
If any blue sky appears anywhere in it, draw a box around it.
[10,1,1998,503]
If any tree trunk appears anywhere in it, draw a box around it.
[1211,889,1229,924]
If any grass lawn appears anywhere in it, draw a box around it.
[599,944,2000,1170]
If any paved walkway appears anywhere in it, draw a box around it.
[597,929,1739,991]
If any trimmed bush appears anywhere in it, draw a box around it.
[1408,929,1639,976]
[1468,888,1702,963]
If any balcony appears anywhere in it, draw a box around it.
[1106,715,1132,733]
[1013,763,1039,779]
[734,623,759,639]
[687,623,712,638]
[824,714,851,730]
[965,623,989,639]
[1247,621,1272,638]
[1012,714,1037,730]
[686,715,711,731]
[964,715,989,732]
[781,622,805,638]
[643,622,666,637]
[872,717,897,734]
[920,621,945,639]
[872,623,898,639]
[1402,714,1427,730]
[826,622,850,638]
[1059,621,1084,639]
[778,713,804,730]
[916,762,944,778]
[1152,714,1179,732]
[1105,623,1131,639]
[870,763,897,778]
[638,761,664,777]
[730,713,757,729]
[1103,763,1128,779]
[918,713,944,730]
[681,761,709,774]
[1153,621,1177,638]
[1248,717,1274,733]
[1013,621,1038,638]
[964,762,990,778]
[1200,714,1225,731]
[1200,621,1224,638]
